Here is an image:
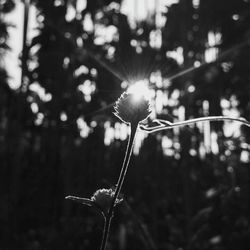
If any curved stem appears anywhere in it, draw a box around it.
[141,116,250,133]
[100,122,138,250]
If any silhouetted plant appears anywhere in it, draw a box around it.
[66,88,250,250]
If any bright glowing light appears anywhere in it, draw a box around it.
[127,80,152,101]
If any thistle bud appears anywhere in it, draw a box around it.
[114,92,151,124]
[91,188,122,213]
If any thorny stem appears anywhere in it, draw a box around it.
[100,122,138,250]
[140,116,250,133]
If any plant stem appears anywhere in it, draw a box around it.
[100,122,138,250]
[141,116,250,133]
[100,216,110,250]
[163,116,250,128]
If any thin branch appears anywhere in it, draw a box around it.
[140,116,250,133]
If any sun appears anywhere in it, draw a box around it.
[127,80,152,101]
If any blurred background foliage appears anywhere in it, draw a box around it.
[1,0,250,249]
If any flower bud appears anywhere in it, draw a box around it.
[114,92,151,124]
[91,188,122,213]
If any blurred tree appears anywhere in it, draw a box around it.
[0,0,16,248]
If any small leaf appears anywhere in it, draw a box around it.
[65,195,94,207]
